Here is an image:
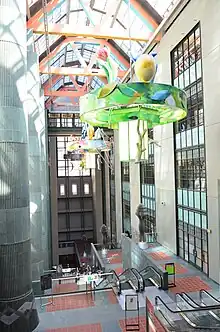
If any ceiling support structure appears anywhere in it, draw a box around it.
[33,23,155,42]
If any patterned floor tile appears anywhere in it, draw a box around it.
[149,251,171,261]
[107,255,122,265]
[114,267,124,275]
[46,294,95,312]
[169,276,211,294]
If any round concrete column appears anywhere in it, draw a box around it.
[0,0,39,330]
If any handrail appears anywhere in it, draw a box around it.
[176,292,200,309]
[130,268,145,292]
[119,268,140,292]
[140,265,163,289]
[109,269,121,294]
[91,243,105,272]
[175,294,220,330]
[73,242,81,267]
[199,289,220,305]
[155,296,220,313]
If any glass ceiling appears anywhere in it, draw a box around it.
[30,0,177,101]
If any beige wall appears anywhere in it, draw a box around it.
[114,0,220,282]
[114,130,123,242]
[130,161,141,242]
[153,0,220,282]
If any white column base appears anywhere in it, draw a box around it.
[138,242,148,250]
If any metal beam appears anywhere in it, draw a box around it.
[33,23,153,41]
[41,66,126,77]
[44,89,85,97]
[39,38,129,71]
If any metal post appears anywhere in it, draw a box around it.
[145,297,150,332]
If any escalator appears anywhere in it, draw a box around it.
[140,266,163,289]
[155,291,220,331]
[95,268,144,295]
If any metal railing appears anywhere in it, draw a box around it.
[119,268,141,292]
[48,113,82,128]
[130,268,145,292]
[140,266,163,289]
[155,294,220,330]
[91,243,105,272]
[73,242,81,267]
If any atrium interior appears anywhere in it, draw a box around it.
[0,0,220,331]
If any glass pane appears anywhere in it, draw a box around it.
[72,184,77,195]
[60,184,65,196]
[84,183,90,194]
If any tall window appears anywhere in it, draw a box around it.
[121,162,131,234]
[48,113,82,128]
[110,149,116,244]
[57,136,90,177]
[140,129,156,235]
[171,24,208,274]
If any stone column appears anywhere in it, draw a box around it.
[27,41,44,282]
[0,1,39,331]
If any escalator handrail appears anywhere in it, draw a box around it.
[176,292,200,309]
[140,266,163,289]
[130,268,145,291]
[119,268,140,292]
[73,242,81,267]
[155,295,220,314]
[200,289,220,305]
[176,294,220,330]
[109,269,121,294]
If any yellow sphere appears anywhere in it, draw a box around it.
[134,54,156,83]
[87,125,94,140]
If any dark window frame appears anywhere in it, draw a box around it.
[171,23,209,275]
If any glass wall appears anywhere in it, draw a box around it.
[57,136,90,177]
[171,24,208,274]
[140,129,156,235]
[121,162,131,234]
[48,113,82,128]
[110,149,116,244]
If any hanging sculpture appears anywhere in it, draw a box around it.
[66,119,113,171]
[80,49,187,162]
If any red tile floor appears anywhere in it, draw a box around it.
[149,251,171,261]
[46,323,102,332]
[107,250,122,264]
[53,282,78,294]
[160,262,188,274]
[46,293,95,312]
[114,267,124,275]
[169,275,211,294]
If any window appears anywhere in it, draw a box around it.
[121,162,131,233]
[56,136,90,177]
[60,184,65,196]
[110,147,116,243]
[72,184,77,195]
[84,183,90,195]
[140,129,156,236]
[171,23,208,274]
